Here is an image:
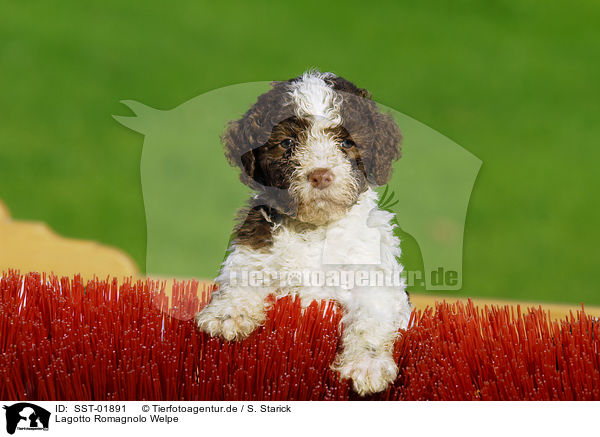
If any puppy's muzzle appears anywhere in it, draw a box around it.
[308,168,335,189]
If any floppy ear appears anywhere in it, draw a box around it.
[222,119,259,187]
[239,147,267,187]
[239,149,256,182]
[368,111,402,185]
[331,77,402,186]
[221,81,294,188]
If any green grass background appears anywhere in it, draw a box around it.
[1,0,599,304]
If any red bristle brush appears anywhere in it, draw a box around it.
[1,270,599,401]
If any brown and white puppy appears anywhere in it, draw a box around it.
[195,70,411,396]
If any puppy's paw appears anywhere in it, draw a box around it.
[334,353,398,396]
[195,301,264,341]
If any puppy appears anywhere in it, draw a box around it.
[195,70,411,396]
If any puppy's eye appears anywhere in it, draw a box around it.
[279,139,294,149]
[341,139,356,149]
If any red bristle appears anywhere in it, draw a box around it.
[1,270,600,400]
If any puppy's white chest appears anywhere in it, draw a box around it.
[271,205,382,271]
[270,226,329,272]
[322,215,381,265]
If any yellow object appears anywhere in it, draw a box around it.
[0,199,138,280]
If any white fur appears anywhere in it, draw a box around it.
[196,189,411,396]
[288,70,342,126]
[288,72,358,225]
[290,127,359,225]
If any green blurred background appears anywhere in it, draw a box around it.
[1,0,599,304]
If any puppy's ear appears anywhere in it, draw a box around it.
[240,148,256,182]
[368,111,401,185]
[330,76,401,186]
[222,81,294,187]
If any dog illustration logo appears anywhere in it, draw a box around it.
[3,403,50,435]
[115,80,480,292]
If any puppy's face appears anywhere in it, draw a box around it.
[224,71,401,225]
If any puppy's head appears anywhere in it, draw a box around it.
[223,70,401,225]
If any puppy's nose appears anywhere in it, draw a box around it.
[308,168,335,189]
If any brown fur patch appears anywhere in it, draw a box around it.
[327,76,402,186]
[222,80,295,190]
[245,117,309,189]
[234,205,281,250]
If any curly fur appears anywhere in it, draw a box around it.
[196,70,410,396]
